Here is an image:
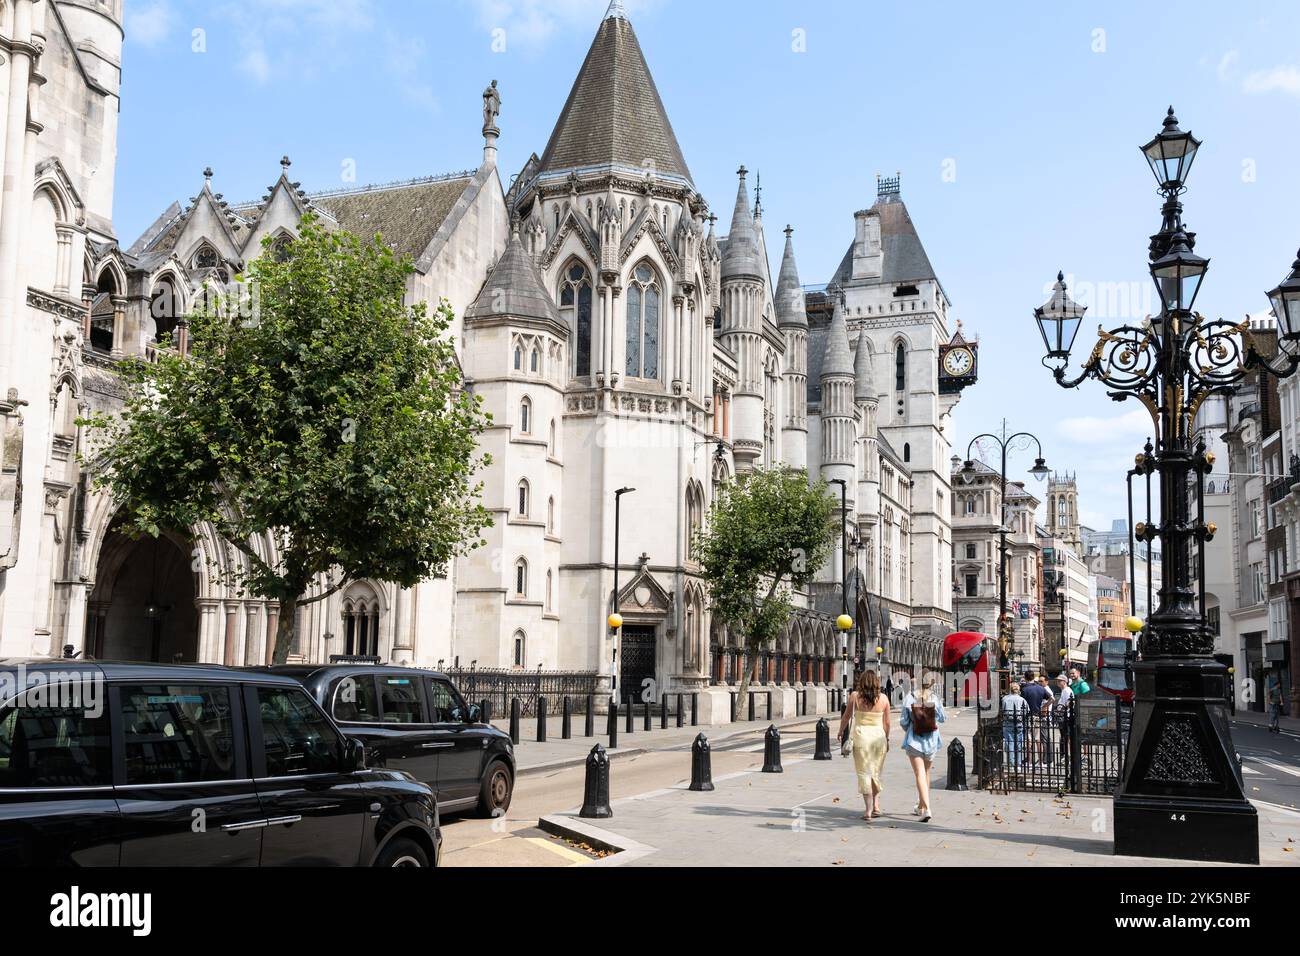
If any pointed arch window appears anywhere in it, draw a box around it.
[517,479,530,518]
[193,243,220,270]
[560,263,593,377]
[512,630,527,669]
[895,342,906,391]
[626,262,660,380]
[547,496,555,534]
[530,347,539,373]
[545,570,553,612]
[548,419,557,457]
[519,397,532,435]
[514,345,523,370]
[514,559,528,597]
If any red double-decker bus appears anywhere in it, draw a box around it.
[1087,635,1135,703]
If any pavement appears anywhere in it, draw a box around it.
[490,711,835,775]
[537,708,1300,867]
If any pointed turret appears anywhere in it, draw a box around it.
[721,166,762,281]
[775,225,807,328]
[820,294,854,379]
[854,329,875,402]
[536,9,691,184]
[778,225,809,471]
[465,219,561,325]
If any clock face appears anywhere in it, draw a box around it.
[943,347,974,377]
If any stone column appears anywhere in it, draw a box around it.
[671,294,684,392]
[81,283,96,340]
[264,603,279,665]
[244,603,261,665]
[110,296,127,357]
[222,603,238,666]
[53,226,73,296]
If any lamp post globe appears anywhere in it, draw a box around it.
[836,614,854,632]
[1267,249,1300,341]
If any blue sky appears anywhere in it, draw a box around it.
[117,0,1300,529]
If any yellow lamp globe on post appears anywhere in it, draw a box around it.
[607,612,623,631]
[1124,616,1144,634]
[836,614,853,632]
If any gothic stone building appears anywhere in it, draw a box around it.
[0,3,969,717]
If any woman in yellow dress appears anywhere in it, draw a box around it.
[838,669,890,820]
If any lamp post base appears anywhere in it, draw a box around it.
[1112,658,1258,865]
[1113,794,1258,864]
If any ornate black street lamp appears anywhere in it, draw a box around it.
[1035,107,1299,864]
[829,478,854,693]
[608,486,636,703]
[958,422,1049,677]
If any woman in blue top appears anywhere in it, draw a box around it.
[898,674,946,822]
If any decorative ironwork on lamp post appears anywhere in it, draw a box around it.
[1034,107,1300,865]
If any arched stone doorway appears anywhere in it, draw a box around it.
[88,521,199,662]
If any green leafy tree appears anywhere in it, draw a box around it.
[695,467,837,707]
[83,215,492,663]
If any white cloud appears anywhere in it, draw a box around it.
[1058,406,1154,446]
[217,0,375,85]
[383,31,440,116]
[1216,49,1239,82]
[1242,65,1300,98]
[126,1,175,48]
[238,46,271,84]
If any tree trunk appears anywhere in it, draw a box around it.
[272,595,297,664]
[734,636,758,720]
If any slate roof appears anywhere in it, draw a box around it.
[535,12,692,184]
[465,223,561,324]
[309,175,474,262]
[829,193,939,289]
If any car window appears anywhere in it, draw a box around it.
[427,679,466,723]
[256,685,343,777]
[119,684,238,784]
[0,698,111,788]
[332,674,380,723]
[379,677,425,724]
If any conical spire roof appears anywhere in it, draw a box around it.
[821,294,854,379]
[465,221,561,323]
[536,12,691,184]
[775,225,807,328]
[721,167,762,280]
[854,329,875,399]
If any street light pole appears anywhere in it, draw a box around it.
[1035,107,1300,865]
[829,478,853,693]
[609,487,636,704]
[960,423,1049,701]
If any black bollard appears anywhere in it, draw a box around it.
[766,690,773,720]
[761,724,783,773]
[813,716,832,760]
[626,694,634,733]
[536,697,548,742]
[676,693,684,728]
[584,696,594,738]
[608,699,619,750]
[660,695,668,729]
[578,744,613,819]
[509,697,521,745]
[946,738,969,791]
[688,733,714,791]
[480,699,491,723]
[748,691,755,722]
[643,699,651,731]
[730,692,737,722]
[692,692,698,727]
[562,696,572,740]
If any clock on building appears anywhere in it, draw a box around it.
[938,325,978,393]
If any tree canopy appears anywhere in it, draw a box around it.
[84,215,492,662]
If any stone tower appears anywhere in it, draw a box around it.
[718,166,767,472]
[776,225,808,470]
[1047,472,1083,556]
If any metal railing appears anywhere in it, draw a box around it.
[445,667,600,718]
[976,697,1129,795]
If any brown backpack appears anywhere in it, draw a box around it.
[911,697,937,735]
